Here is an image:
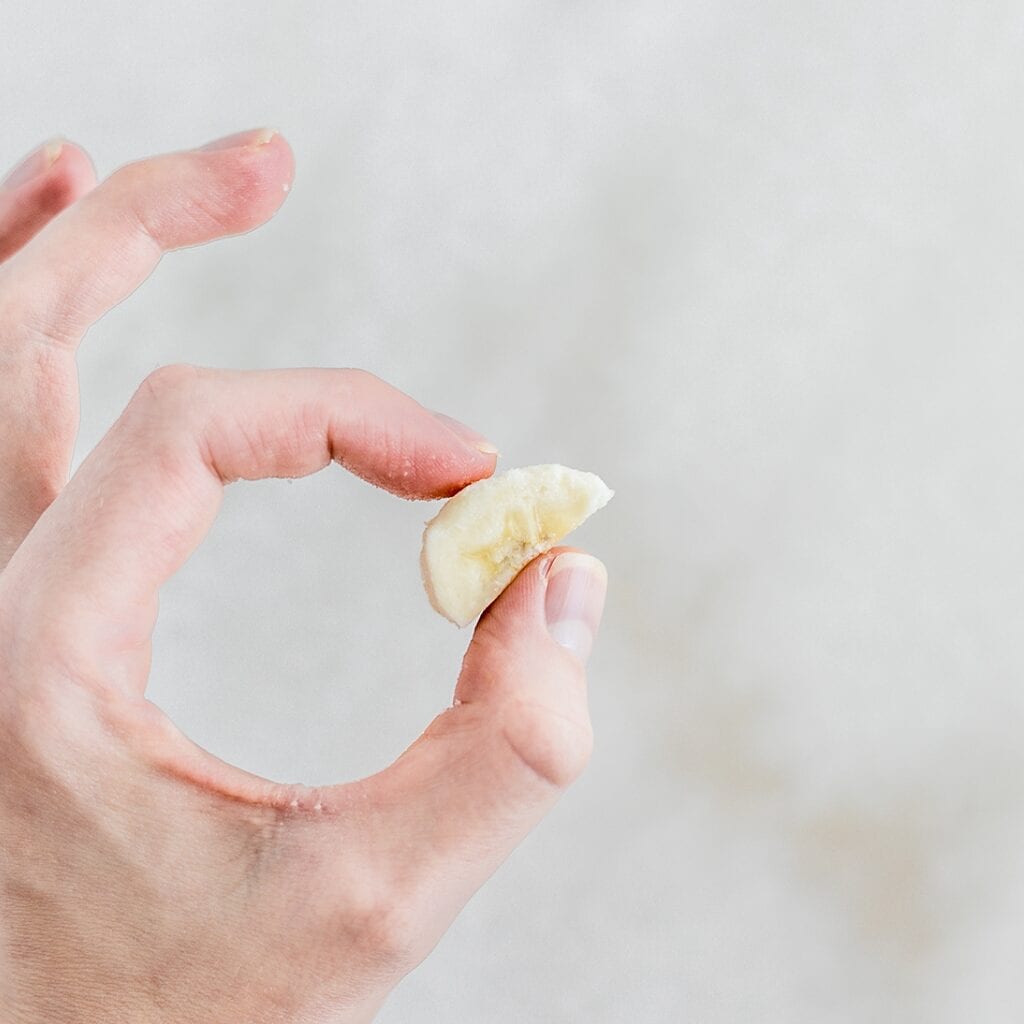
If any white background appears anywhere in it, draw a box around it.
[4,3,1023,1020]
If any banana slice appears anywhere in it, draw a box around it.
[421,463,613,626]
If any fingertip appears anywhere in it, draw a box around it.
[430,412,500,457]
[2,138,96,203]
[419,423,499,499]
[0,139,98,260]
[207,135,294,231]
[49,141,99,197]
[543,550,607,665]
[197,129,295,214]
[458,545,607,688]
[456,549,574,676]
[252,130,296,199]
[489,545,595,615]
[198,127,279,152]
[337,383,499,500]
[431,442,498,497]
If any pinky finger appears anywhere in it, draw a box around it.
[0,139,97,262]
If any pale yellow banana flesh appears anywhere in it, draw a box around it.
[420,464,613,626]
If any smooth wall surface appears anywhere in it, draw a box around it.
[4,3,1023,1020]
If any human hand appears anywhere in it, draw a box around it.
[0,131,608,1023]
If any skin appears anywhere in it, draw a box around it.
[0,129,607,1023]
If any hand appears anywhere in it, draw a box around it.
[0,131,608,1023]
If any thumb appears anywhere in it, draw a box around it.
[360,548,607,942]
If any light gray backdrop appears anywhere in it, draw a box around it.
[4,3,1023,1021]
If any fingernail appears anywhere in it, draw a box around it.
[545,553,608,665]
[199,127,278,152]
[2,138,63,190]
[431,411,499,456]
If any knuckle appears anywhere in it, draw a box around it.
[340,366,380,387]
[333,367,384,408]
[131,363,203,412]
[338,888,422,974]
[346,367,399,404]
[501,698,594,790]
[104,160,147,196]
[122,365,208,488]
[0,655,108,775]
[104,163,164,241]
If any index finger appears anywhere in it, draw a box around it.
[0,365,497,696]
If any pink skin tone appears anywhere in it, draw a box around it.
[0,130,607,1023]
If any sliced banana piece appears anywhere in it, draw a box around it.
[421,463,613,626]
